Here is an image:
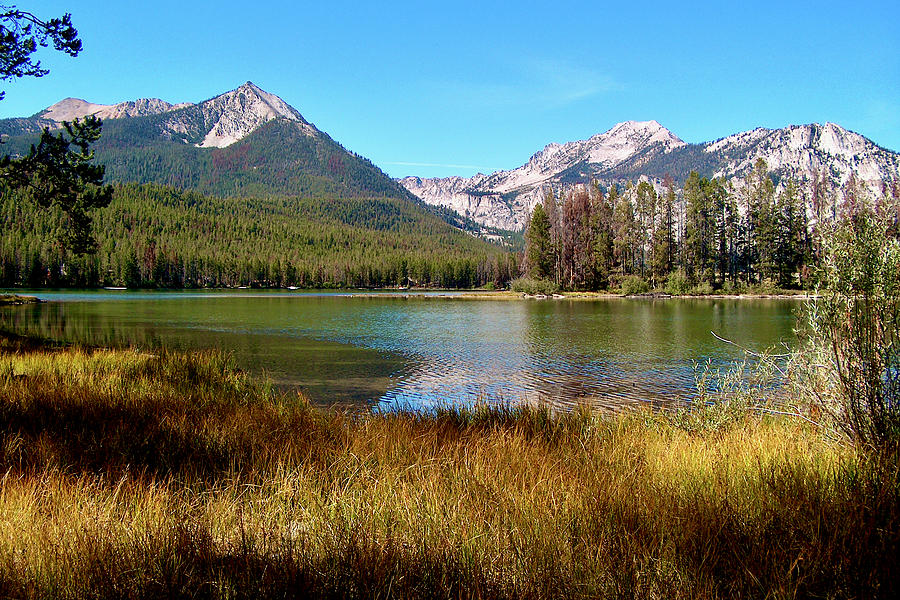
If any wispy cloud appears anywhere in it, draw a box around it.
[428,58,622,111]
[527,58,622,104]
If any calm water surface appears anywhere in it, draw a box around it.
[0,290,802,411]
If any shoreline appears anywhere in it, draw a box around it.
[2,288,816,302]
[0,294,44,306]
[459,290,817,301]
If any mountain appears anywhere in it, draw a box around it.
[400,121,900,231]
[0,83,515,289]
[37,96,192,122]
[1,82,418,202]
[0,96,191,136]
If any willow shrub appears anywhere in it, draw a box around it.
[793,204,900,454]
[509,277,559,295]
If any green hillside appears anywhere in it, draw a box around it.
[2,115,415,201]
[1,108,518,245]
[0,183,517,289]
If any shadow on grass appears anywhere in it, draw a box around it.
[0,345,336,480]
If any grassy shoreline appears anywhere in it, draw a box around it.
[459,289,815,300]
[0,333,896,598]
[3,288,813,302]
[0,294,42,306]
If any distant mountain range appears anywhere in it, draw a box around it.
[400,120,900,231]
[3,84,898,236]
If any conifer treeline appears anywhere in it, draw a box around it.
[4,163,896,292]
[1,183,517,289]
[524,159,899,291]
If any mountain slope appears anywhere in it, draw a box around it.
[401,121,900,231]
[1,82,419,202]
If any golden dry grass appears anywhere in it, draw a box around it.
[0,339,896,598]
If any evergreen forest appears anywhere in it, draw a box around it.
[4,149,898,292]
[523,159,900,292]
[1,182,516,289]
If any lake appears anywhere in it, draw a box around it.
[0,290,802,411]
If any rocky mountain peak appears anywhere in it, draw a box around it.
[29,83,314,150]
[607,119,668,137]
[37,96,189,122]
[593,120,684,149]
[194,81,314,148]
[400,121,899,232]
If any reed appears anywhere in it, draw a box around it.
[0,340,896,598]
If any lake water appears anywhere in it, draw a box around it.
[0,290,802,411]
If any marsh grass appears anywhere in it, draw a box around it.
[0,341,897,598]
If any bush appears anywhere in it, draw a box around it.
[509,277,559,295]
[747,280,778,295]
[689,281,714,296]
[619,275,649,296]
[721,279,744,295]
[793,206,900,454]
[664,270,691,295]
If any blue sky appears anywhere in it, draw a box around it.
[2,0,898,178]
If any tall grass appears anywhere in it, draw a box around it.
[0,340,897,598]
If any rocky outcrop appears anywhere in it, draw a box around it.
[24,82,318,149]
[400,121,900,231]
[37,97,191,122]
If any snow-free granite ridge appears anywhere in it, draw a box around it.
[400,121,900,231]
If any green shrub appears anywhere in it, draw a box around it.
[747,280,778,295]
[619,275,649,295]
[509,277,559,295]
[664,270,691,295]
[721,279,744,295]
[792,205,900,454]
[689,281,714,296]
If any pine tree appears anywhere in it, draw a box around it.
[683,172,707,282]
[718,183,740,286]
[1,8,111,255]
[611,184,636,277]
[542,190,562,285]
[525,202,553,280]
[588,182,613,290]
[635,180,657,280]
[0,6,82,101]
[747,158,776,283]
[562,188,593,288]
[3,117,113,253]
[773,178,806,287]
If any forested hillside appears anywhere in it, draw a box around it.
[1,183,515,289]
[2,117,414,201]
[0,83,516,244]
